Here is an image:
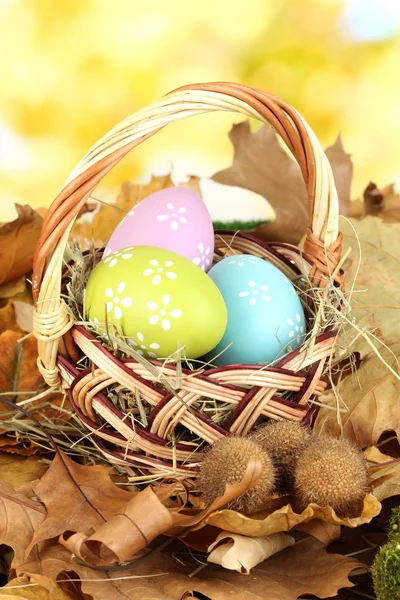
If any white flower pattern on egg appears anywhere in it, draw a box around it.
[287,313,305,338]
[104,247,134,268]
[147,294,182,331]
[129,332,160,359]
[143,259,177,285]
[105,282,133,319]
[192,242,212,270]
[238,280,271,306]
[157,203,187,231]
[228,256,258,267]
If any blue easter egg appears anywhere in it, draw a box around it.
[206,254,306,365]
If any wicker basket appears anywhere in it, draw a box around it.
[32,82,343,477]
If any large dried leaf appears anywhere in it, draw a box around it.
[13,302,34,333]
[18,536,361,600]
[0,205,43,286]
[0,332,44,427]
[0,331,69,436]
[294,520,341,544]
[0,278,27,300]
[0,451,47,490]
[201,493,380,538]
[314,216,400,447]
[349,181,400,220]
[0,576,77,600]
[0,301,21,334]
[30,451,135,550]
[71,175,200,246]
[0,480,45,565]
[324,135,353,216]
[207,531,294,574]
[0,437,49,457]
[369,459,400,501]
[212,123,352,244]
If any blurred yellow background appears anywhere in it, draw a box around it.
[0,0,399,221]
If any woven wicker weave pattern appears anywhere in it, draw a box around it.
[32,82,342,475]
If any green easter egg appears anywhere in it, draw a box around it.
[85,246,227,360]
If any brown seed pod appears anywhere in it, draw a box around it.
[294,435,370,513]
[198,436,275,514]
[250,420,311,494]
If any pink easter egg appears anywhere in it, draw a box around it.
[104,187,214,272]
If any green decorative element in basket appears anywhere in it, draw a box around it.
[85,245,227,360]
[372,505,400,599]
[213,219,267,231]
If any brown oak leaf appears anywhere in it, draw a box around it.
[13,301,34,333]
[207,531,294,574]
[369,459,400,501]
[349,181,400,220]
[0,331,70,438]
[0,205,43,286]
[0,331,44,422]
[0,576,78,599]
[324,135,353,216]
[29,451,135,551]
[0,451,47,490]
[294,520,341,544]
[18,536,361,600]
[201,493,380,538]
[0,479,45,565]
[314,216,400,447]
[212,122,352,244]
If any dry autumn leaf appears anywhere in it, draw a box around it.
[0,451,47,490]
[201,493,380,538]
[207,531,294,574]
[369,459,400,501]
[0,278,27,300]
[0,576,78,600]
[0,331,69,438]
[0,299,33,336]
[17,536,362,600]
[314,216,400,446]
[294,520,341,544]
[0,205,43,286]
[29,450,135,551]
[0,302,19,335]
[0,332,44,420]
[212,123,352,244]
[0,479,45,565]
[364,445,394,464]
[324,135,353,215]
[349,181,400,220]
[13,302,34,333]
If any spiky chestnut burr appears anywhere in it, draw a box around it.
[294,435,369,513]
[198,436,275,514]
[250,420,311,494]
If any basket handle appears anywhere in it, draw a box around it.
[32,82,342,386]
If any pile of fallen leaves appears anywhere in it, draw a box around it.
[0,123,399,599]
